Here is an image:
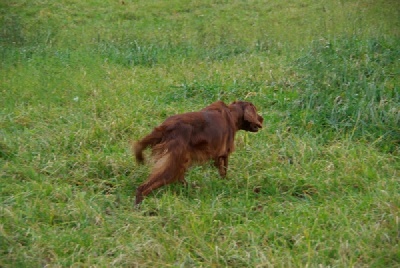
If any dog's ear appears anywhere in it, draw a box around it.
[244,103,263,132]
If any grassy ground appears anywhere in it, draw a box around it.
[1,0,399,267]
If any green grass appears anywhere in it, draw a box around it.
[1,0,399,266]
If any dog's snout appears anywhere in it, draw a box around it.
[251,124,261,132]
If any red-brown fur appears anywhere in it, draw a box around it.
[133,101,263,205]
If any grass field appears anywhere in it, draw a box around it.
[1,0,399,267]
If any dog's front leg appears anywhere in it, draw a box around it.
[215,155,228,178]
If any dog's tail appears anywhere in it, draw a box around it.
[132,128,163,164]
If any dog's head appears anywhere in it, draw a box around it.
[230,101,263,132]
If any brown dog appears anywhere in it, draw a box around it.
[133,101,263,205]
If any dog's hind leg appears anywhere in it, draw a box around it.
[135,148,190,206]
[135,124,192,206]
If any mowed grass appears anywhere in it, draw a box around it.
[1,0,399,267]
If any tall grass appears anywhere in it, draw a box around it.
[287,37,400,151]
